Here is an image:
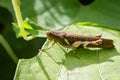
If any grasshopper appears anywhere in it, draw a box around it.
[40,30,114,79]
[41,30,114,50]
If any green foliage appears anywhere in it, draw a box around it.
[13,18,46,38]
[1,0,120,30]
[1,0,120,80]
[14,22,120,80]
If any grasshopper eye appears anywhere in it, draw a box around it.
[46,30,58,40]
[46,30,52,35]
[46,31,53,40]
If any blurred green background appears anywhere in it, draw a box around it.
[0,0,120,80]
[0,6,46,80]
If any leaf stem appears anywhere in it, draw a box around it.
[12,0,33,40]
[0,34,18,64]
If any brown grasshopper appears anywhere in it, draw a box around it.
[41,30,114,50]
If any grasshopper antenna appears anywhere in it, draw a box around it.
[100,29,104,37]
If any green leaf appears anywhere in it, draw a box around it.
[14,22,120,80]
[12,18,46,38]
[1,0,120,30]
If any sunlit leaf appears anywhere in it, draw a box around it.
[1,0,120,30]
[14,22,120,80]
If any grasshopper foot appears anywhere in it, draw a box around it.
[72,50,80,59]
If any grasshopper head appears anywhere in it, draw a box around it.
[46,30,65,41]
[46,30,54,40]
[46,30,59,40]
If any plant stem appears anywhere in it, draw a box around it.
[0,34,18,64]
[12,0,33,40]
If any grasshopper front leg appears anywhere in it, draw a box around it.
[40,40,55,51]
